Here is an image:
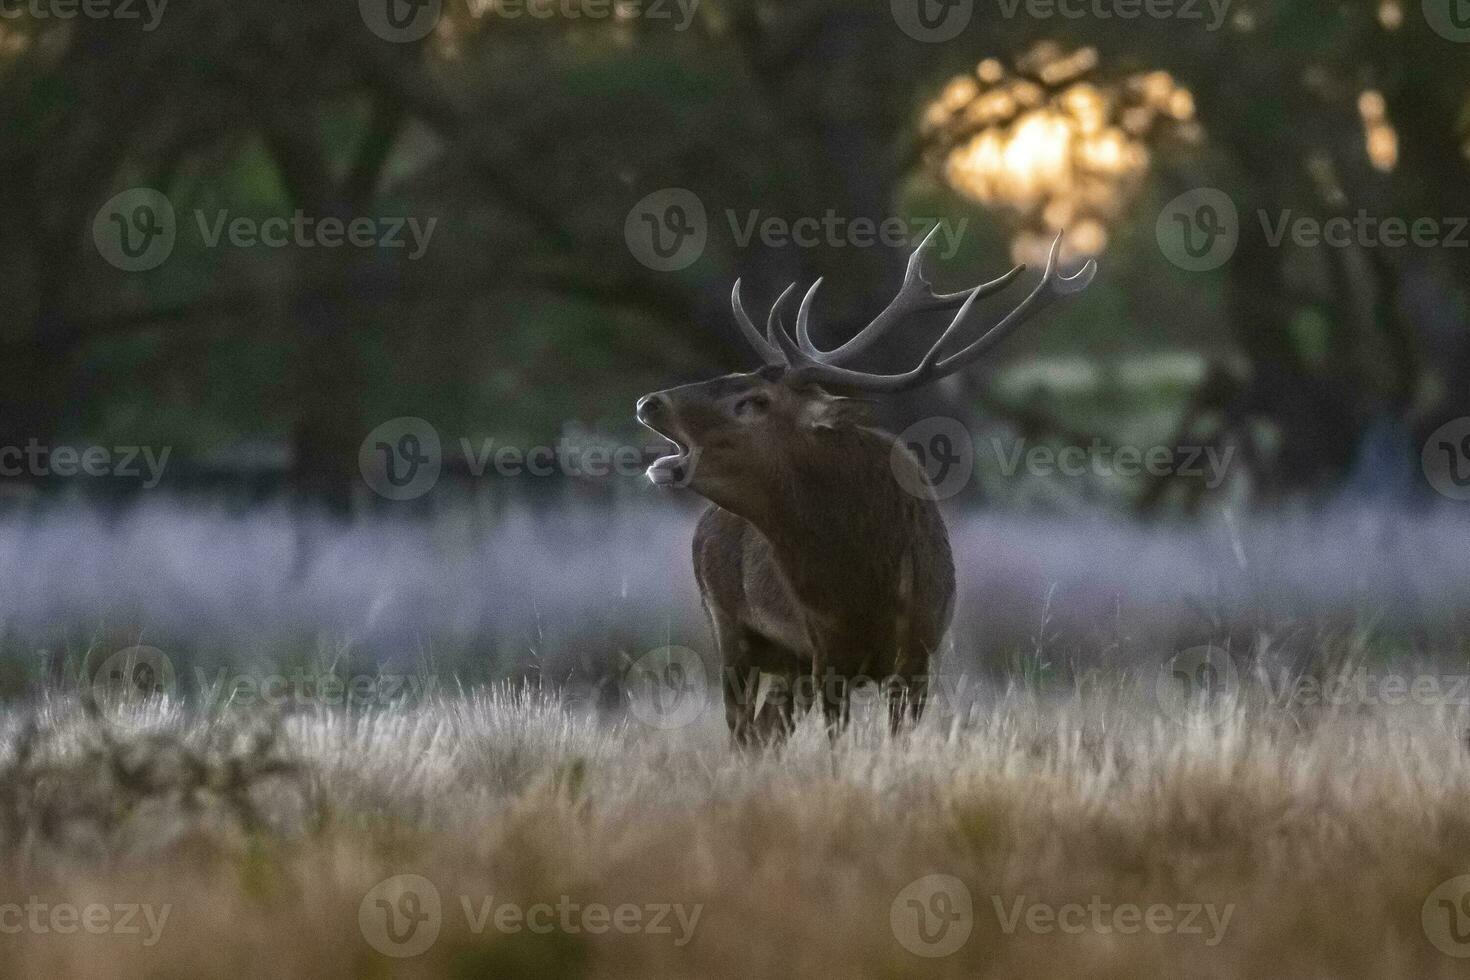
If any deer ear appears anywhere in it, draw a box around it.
[801,391,856,432]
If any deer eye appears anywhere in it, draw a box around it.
[732,393,770,418]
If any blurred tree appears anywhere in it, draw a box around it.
[0,0,1464,513]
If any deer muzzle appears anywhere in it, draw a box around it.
[636,392,692,486]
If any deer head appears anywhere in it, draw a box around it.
[635,230,1096,518]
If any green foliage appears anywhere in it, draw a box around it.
[1,0,1465,509]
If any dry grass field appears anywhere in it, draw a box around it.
[5,669,1470,979]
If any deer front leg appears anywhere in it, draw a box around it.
[885,671,929,733]
[806,644,851,738]
[751,666,796,742]
[705,606,757,746]
[886,644,932,734]
[722,659,761,747]
[720,624,804,747]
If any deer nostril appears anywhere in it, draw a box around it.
[636,394,668,423]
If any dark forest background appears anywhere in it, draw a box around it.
[1,0,1468,516]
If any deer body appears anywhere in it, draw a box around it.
[637,230,1094,742]
[691,423,955,740]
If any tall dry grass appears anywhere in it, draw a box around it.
[4,673,1470,978]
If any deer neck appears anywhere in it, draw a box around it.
[752,428,910,610]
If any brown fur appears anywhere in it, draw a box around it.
[637,368,955,743]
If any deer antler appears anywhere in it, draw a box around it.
[730,231,1096,395]
[730,279,798,367]
[794,223,1026,365]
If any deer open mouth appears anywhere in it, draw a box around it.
[637,394,697,486]
[646,437,692,486]
[636,414,692,487]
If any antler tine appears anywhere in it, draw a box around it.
[793,278,825,356]
[731,279,787,366]
[796,223,1027,365]
[784,232,1096,395]
[764,281,800,352]
[929,232,1095,376]
[769,289,819,368]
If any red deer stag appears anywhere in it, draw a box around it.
[636,231,1095,743]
